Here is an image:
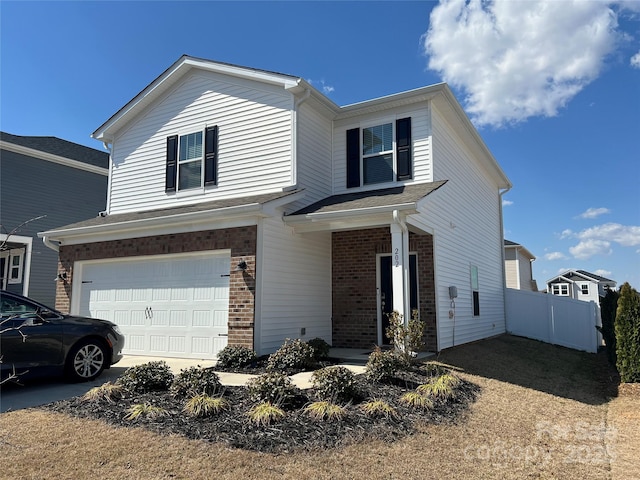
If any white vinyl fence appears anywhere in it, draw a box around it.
[505,288,600,353]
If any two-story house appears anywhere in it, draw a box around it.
[504,239,538,291]
[39,56,511,359]
[547,269,616,305]
[0,132,108,306]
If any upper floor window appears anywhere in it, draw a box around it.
[551,283,569,296]
[166,126,218,192]
[346,117,412,188]
[580,283,589,295]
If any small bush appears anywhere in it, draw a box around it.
[598,288,620,365]
[81,382,124,404]
[216,345,257,368]
[307,337,331,360]
[359,399,397,419]
[247,402,285,426]
[385,309,426,364]
[117,361,174,393]
[615,282,640,383]
[170,366,222,398]
[304,401,347,421]
[365,346,409,383]
[267,338,316,373]
[399,391,433,410]
[246,372,300,406]
[183,394,230,418]
[124,403,168,421]
[416,373,460,400]
[311,366,357,401]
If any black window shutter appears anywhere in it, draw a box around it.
[346,127,360,188]
[165,135,178,192]
[396,117,412,180]
[204,125,218,186]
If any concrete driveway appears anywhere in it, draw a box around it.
[0,356,215,413]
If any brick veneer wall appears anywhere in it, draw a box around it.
[55,226,257,350]
[332,228,437,351]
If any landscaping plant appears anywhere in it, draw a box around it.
[170,366,222,398]
[215,345,257,368]
[124,403,168,421]
[311,366,357,402]
[385,309,426,363]
[304,401,347,421]
[365,346,409,383]
[307,337,331,360]
[247,402,285,426]
[266,338,316,373]
[117,361,174,393]
[615,282,640,383]
[81,381,124,404]
[183,394,230,418]
[597,288,620,365]
[246,371,301,406]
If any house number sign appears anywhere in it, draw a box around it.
[394,248,400,267]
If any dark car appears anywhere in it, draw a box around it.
[0,291,124,383]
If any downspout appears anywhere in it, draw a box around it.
[499,186,512,331]
[42,236,59,252]
[102,141,113,214]
[392,209,410,327]
[289,88,311,190]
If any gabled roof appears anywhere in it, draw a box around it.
[0,131,108,169]
[504,239,536,260]
[547,269,616,286]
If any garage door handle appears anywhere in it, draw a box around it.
[218,333,228,337]
[220,274,230,277]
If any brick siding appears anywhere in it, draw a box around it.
[332,228,437,351]
[55,226,257,350]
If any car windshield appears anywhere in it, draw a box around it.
[0,293,60,319]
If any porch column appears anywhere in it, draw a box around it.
[389,222,407,320]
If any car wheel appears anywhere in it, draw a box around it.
[66,339,107,382]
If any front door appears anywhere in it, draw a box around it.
[378,253,418,345]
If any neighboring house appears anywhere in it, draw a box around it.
[0,132,109,306]
[547,270,616,305]
[504,239,538,291]
[39,55,511,359]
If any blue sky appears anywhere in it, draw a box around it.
[1,0,639,288]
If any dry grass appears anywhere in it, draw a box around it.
[1,334,634,480]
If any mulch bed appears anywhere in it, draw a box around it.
[43,364,479,453]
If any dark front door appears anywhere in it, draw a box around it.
[379,254,418,345]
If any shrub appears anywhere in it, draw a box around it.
[311,366,357,401]
[117,361,174,393]
[304,401,347,421]
[399,391,433,410]
[246,372,300,406]
[124,403,168,421]
[247,402,285,426]
[183,394,230,418]
[81,382,124,404]
[416,373,460,400]
[359,399,398,419]
[385,309,426,364]
[266,338,316,373]
[598,288,620,365]
[170,366,222,398]
[365,346,409,383]
[615,282,640,383]
[216,345,257,368]
[307,337,331,360]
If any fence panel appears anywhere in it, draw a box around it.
[505,288,599,353]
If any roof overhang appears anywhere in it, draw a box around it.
[39,190,305,246]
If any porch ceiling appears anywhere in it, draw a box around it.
[284,180,447,233]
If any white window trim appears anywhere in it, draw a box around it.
[580,283,589,295]
[361,118,396,187]
[552,283,570,296]
[0,234,32,295]
[176,129,205,192]
[8,249,24,284]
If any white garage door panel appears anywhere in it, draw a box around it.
[79,253,230,360]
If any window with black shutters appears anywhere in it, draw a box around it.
[166,126,218,192]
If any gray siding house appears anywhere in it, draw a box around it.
[0,132,109,305]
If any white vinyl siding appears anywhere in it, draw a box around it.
[256,215,332,355]
[332,104,432,195]
[108,71,294,214]
[418,105,505,349]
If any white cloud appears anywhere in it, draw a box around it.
[577,207,611,219]
[560,229,574,239]
[594,269,612,277]
[545,252,567,261]
[631,51,640,69]
[570,239,613,259]
[307,78,335,95]
[422,0,621,127]
[502,199,513,207]
[576,223,640,247]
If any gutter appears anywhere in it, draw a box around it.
[42,236,59,252]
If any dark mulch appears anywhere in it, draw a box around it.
[43,365,479,453]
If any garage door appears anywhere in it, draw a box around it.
[78,252,230,359]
